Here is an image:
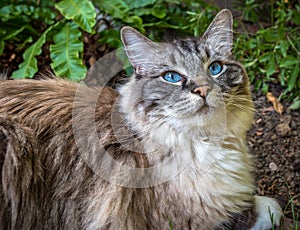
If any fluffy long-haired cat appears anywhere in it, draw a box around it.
[0,9,282,230]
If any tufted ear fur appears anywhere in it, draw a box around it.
[120,27,166,75]
[202,9,233,56]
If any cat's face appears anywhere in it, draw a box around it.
[120,10,253,133]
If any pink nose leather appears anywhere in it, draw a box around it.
[193,85,212,98]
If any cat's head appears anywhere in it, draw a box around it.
[119,9,254,137]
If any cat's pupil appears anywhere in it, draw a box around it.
[163,72,183,83]
[209,62,222,75]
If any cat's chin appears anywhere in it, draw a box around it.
[197,104,210,115]
[192,103,220,119]
[179,105,227,133]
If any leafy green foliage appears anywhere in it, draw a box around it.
[11,24,56,79]
[97,0,130,20]
[234,0,300,107]
[1,0,96,81]
[1,0,299,105]
[0,2,56,55]
[94,0,218,47]
[55,0,96,33]
[50,22,86,81]
[0,26,25,54]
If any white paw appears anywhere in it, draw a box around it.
[251,195,283,230]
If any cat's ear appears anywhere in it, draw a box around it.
[202,9,233,55]
[121,27,163,73]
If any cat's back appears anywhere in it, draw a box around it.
[0,78,77,120]
[0,78,78,102]
[0,78,118,128]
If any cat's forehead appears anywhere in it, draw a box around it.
[174,38,223,60]
[175,39,208,57]
[163,39,222,76]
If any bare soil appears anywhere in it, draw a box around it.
[249,85,300,224]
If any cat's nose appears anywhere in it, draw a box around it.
[192,84,212,98]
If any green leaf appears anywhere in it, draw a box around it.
[289,98,300,110]
[265,54,276,77]
[95,0,143,26]
[287,64,299,92]
[279,56,298,68]
[0,4,31,22]
[277,25,285,40]
[293,8,300,25]
[0,26,25,40]
[99,29,122,48]
[16,36,33,51]
[0,40,4,55]
[262,82,269,94]
[116,48,132,76]
[259,53,272,63]
[255,79,262,90]
[262,29,278,43]
[0,26,25,55]
[11,37,44,79]
[244,58,258,68]
[0,4,56,24]
[279,68,286,86]
[132,8,152,17]
[11,23,61,79]
[95,0,129,20]
[11,28,50,79]
[50,22,86,81]
[248,37,258,49]
[123,0,156,9]
[55,0,96,33]
[151,7,167,19]
[279,40,289,57]
[143,21,189,30]
[129,16,144,28]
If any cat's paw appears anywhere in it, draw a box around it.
[251,195,283,230]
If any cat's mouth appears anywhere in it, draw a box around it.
[198,104,210,114]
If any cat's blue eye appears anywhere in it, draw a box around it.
[162,72,183,83]
[209,62,222,75]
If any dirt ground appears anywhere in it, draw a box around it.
[249,85,300,225]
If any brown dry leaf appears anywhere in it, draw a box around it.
[89,56,96,66]
[266,92,284,114]
[9,53,16,62]
[255,118,262,124]
[255,131,264,136]
[261,106,275,113]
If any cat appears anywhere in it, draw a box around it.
[0,9,283,230]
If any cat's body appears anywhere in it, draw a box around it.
[0,78,254,230]
[0,10,282,230]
